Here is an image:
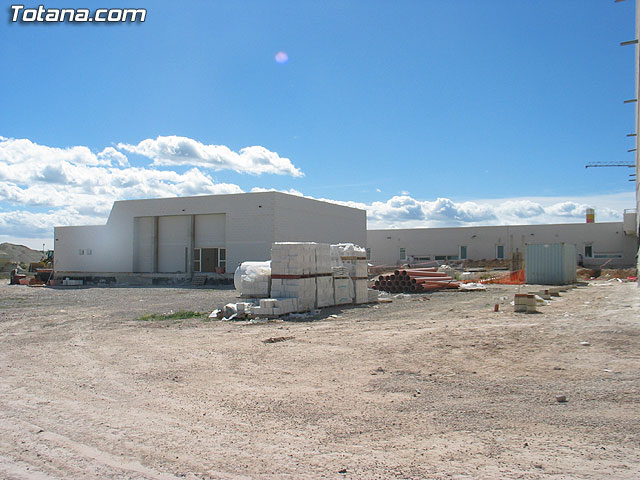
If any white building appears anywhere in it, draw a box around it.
[367,221,637,268]
[54,192,366,283]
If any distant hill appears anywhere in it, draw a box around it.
[0,243,44,264]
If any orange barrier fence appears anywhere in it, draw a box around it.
[480,269,525,285]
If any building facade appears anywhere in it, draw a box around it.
[54,192,366,282]
[367,222,637,268]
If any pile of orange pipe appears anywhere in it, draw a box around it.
[372,267,460,293]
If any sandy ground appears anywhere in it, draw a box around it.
[0,280,639,480]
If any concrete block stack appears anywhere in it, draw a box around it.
[314,243,334,308]
[514,294,537,313]
[271,242,316,276]
[271,277,316,311]
[334,243,368,304]
[236,242,372,317]
[270,242,331,312]
[316,276,334,307]
[333,277,353,305]
[253,297,299,316]
[315,243,332,274]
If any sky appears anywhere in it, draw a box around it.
[0,0,637,250]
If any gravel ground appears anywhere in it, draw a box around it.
[0,280,639,479]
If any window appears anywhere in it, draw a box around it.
[194,248,201,272]
[435,255,458,261]
[78,249,84,255]
[86,249,92,255]
[594,252,622,259]
[366,247,371,260]
[460,245,467,260]
[496,245,505,259]
[584,245,593,258]
[219,248,226,272]
[399,248,406,261]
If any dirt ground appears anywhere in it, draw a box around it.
[0,280,639,480]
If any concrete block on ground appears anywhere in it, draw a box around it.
[514,294,537,313]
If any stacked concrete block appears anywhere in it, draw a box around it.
[271,277,316,312]
[315,243,332,274]
[334,277,353,305]
[353,279,369,304]
[263,242,369,314]
[271,242,316,276]
[253,297,299,317]
[367,288,379,303]
[340,259,367,278]
[333,243,368,304]
[316,276,334,307]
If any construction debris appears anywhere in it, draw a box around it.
[459,282,487,291]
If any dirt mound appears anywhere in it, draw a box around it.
[577,267,637,280]
[599,267,637,280]
[0,243,43,265]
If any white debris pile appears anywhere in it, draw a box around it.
[233,261,271,298]
[210,302,254,321]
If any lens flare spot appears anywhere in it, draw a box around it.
[274,51,289,64]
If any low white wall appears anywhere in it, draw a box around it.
[367,222,637,268]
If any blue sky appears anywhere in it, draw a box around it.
[0,1,637,249]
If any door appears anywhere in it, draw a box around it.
[201,248,219,272]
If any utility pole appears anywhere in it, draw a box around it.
[617,0,640,274]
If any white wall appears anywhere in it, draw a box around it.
[367,222,637,268]
[195,214,225,248]
[54,192,367,275]
[54,225,120,272]
[273,194,367,247]
[133,216,154,272]
[158,215,190,273]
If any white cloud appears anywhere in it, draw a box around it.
[97,147,129,167]
[250,187,303,196]
[311,193,629,229]
[0,208,100,237]
[117,135,304,177]
[0,136,246,240]
[0,136,633,246]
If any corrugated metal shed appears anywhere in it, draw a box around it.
[525,243,577,285]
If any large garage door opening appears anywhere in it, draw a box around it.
[194,248,226,273]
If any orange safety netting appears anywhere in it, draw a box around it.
[480,269,525,285]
